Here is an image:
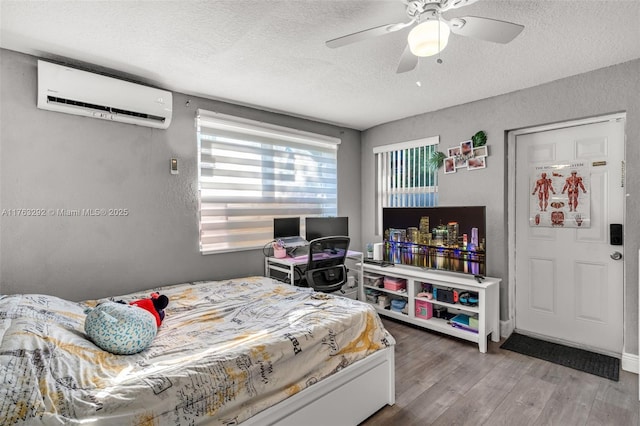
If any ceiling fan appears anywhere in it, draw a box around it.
[326,0,524,73]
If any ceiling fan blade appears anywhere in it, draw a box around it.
[448,16,524,44]
[440,0,481,13]
[397,45,418,74]
[326,20,415,48]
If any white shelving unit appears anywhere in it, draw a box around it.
[360,263,500,353]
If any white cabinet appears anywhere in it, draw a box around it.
[360,263,500,353]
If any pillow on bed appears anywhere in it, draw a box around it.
[84,301,157,355]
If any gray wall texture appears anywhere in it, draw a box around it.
[0,49,362,301]
[361,59,640,356]
[1,48,638,357]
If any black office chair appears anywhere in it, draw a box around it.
[301,236,350,293]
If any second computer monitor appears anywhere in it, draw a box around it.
[305,216,349,241]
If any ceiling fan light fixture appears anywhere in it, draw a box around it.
[408,20,450,57]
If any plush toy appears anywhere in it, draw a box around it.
[129,292,169,327]
[84,293,169,355]
[84,302,157,355]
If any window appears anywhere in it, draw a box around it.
[374,136,439,234]
[197,110,340,254]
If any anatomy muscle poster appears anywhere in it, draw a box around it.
[530,162,590,228]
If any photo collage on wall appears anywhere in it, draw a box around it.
[444,140,488,174]
[529,162,590,228]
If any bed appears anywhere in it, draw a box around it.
[0,276,395,425]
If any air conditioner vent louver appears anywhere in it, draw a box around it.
[38,60,172,129]
[111,108,165,122]
[47,96,110,112]
[47,96,166,122]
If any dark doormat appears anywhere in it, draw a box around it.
[500,333,619,381]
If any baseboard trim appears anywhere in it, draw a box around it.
[621,352,638,374]
[500,319,514,339]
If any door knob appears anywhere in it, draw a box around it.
[610,251,623,260]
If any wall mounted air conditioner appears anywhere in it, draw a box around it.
[37,60,172,129]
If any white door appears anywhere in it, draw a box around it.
[514,117,625,356]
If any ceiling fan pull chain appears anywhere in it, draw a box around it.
[437,19,444,64]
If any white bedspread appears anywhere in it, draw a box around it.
[0,276,394,425]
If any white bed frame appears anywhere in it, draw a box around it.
[242,346,395,425]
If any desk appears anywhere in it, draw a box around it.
[265,250,363,296]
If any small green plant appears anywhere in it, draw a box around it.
[472,130,487,147]
[427,151,446,171]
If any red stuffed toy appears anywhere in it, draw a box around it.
[130,292,169,327]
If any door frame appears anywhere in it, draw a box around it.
[506,113,627,344]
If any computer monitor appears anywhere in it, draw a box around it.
[273,217,301,239]
[305,216,349,241]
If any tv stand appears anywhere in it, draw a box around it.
[360,264,500,353]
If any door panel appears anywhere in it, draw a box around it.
[574,261,607,322]
[529,257,556,313]
[515,118,624,355]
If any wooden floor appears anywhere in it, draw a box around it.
[361,318,639,426]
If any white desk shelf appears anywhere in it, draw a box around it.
[265,251,363,293]
[360,263,500,353]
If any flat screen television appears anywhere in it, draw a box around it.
[382,206,486,276]
[305,216,349,241]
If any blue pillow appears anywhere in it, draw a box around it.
[84,302,157,355]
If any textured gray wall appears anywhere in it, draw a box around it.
[2,48,638,356]
[0,49,362,300]
[361,59,640,355]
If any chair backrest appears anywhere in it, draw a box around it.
[305,236,350,269]
[304,236,350,293]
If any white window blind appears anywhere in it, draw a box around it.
[197,110,340,254]
[374,136,439,234]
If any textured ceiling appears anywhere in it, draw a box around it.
[1,0,639,130]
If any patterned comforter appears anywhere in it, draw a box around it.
[0,276,394,425]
